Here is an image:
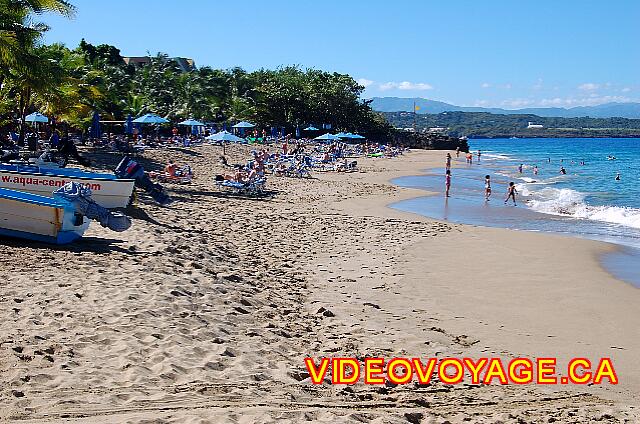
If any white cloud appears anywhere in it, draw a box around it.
[379,81,434,91]
[537,95,633,107]
[474,100,490,107]
[481,82,490,88]
[621,87,631,93]
[578,83,599,91]
[501,98,536,108]
[532,78,544,90]
[357,78,374,88]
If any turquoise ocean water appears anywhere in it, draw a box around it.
[391,138,640,286]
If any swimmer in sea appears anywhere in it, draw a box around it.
[533,165,538,175]
[615,173,621,181]
[560,166,567,175]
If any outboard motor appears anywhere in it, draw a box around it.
[53,182,132,232]
[115,156,172,205]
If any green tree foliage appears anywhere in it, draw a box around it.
[1,3,391,141]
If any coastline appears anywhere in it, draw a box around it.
[1,146,638,423]
[324,150,640,404]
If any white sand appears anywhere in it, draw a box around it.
[0,146,638,423]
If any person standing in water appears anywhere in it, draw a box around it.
[456,146,460,158]
[446,152,452,171]
[518,163,523,173]
[533,165,538,175]
[477,150,481,162]
[505,182,518,205]
[560,166,567,175]
[445,170,451,197]
[484,175,492,201]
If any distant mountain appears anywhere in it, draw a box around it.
[368,97,640,119]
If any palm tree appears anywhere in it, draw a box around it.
[0,0,75,142]
[0,0,75,72]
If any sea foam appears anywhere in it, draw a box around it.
[520,186,640,229]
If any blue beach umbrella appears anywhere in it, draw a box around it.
[232,121,255,129]
[314,133,340,141]
[348,133,366,139]
[178,118,205,137]
[206,130,246,143]
[178,118,205,126]
[133,113,169,124]
[232,121,254,137]
[335,131,350,138]
[24,112,49,123]
[304,125,319,131]
[89,111,102,139]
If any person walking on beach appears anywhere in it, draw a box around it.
[505,182,518,205]
[446,153,452,170]
[445,170,451,197]
[484,175,492,201]
[456,146,460,158]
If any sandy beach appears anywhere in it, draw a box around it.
[1,145,639,423]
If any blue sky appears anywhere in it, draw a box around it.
[42,0,639,108]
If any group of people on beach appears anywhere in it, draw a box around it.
[445,151,517,205]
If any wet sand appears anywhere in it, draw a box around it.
[0,145,638,423]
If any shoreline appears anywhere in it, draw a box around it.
[388,163,640,288]
[325,150,640,406]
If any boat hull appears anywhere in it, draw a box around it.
[0,166,134,209]
[0,188,89,244]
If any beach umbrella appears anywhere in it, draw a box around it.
[133,113,169,124]
[314,133,340,141]
[89,111,102,139]
[124,114,133,135]
[348,133,366,139]
[335,131,350,138]
[232,121,254,137]
[24,112,49,123]
[232,121,255,129]
[178,118,205,126]
[304,125,319,131]
[178,118,205,137]
[206,130,246,155]
[206,130,246,143]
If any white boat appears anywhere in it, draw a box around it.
[0,187,89,244]
[0,164,134,209]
